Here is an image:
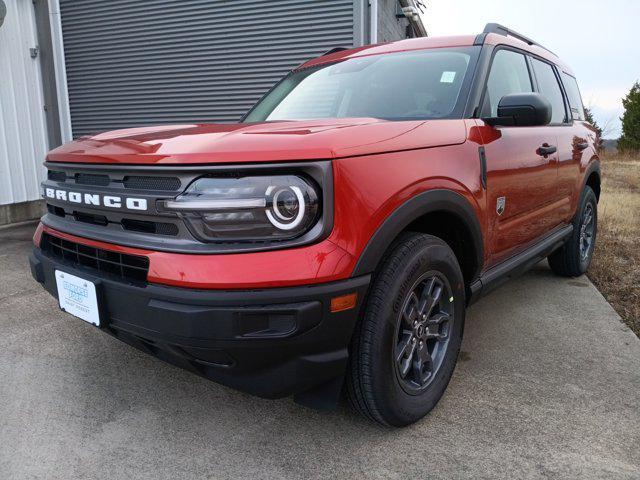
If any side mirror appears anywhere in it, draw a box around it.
[483,93,552,127]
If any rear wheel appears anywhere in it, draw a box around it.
[346,233,465,426]
[548,186,598,277]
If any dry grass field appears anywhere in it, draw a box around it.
[587,152,640,336]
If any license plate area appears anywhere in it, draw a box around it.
[55,270,100,326]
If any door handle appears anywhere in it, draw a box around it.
[575,141,589,151]
[537,144,557,157]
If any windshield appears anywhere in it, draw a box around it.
[244,47,476,122]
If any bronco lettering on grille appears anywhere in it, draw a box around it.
[44,188,148,211]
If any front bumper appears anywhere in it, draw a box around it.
[30,246,370,407]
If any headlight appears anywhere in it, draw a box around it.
[160,175,320,242]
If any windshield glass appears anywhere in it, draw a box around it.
[244,47,476,122]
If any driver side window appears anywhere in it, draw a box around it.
[483,50,533,117]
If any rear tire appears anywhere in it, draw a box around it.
[346,233,465,427]
[548,186,597,277]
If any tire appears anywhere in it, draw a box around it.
[548,186,598,277]
[346,232,466,427]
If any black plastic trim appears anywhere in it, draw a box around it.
[351,189,484,280]
[481,23,557,56]
[464,44,492,118]
[473,33,488,46]
[581,160,602,202]
[321,46,349,56]
[468,224,573,304]
[30,246,371,406]
[478,146,488,189]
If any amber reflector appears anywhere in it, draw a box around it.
[330,292,358,313]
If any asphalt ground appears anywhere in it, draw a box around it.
[1,222,638,479]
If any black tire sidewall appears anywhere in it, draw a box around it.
[576,188,598,272]
[548,186,598,277]
[367,237,465,425]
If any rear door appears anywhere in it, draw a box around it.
[529,57,576,225]
[479,48,560,264]
[556,71,592,221]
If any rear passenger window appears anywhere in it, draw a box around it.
[484,49,533,117]
[531,58,567,124]
[561,72,585,121]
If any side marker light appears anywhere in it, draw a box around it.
[330,293,358,313]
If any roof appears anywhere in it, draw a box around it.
[298,25,572,75]
[298,35,477,70]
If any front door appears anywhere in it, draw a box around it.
[481,125,559,264]
[478,48,562,264]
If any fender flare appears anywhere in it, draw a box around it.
[351,189,484,278]
[582,159,601,199]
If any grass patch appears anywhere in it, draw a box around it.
[587,152,640,336]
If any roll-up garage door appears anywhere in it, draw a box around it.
[60,0,356,137]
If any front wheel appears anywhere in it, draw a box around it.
[548,186,598,277]
[346,233,465,426]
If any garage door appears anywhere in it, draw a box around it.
[60,0,356,137]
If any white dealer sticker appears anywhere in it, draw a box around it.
[55,270,100,326]
[440,71,457,83]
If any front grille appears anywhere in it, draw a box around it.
[41,233,149,283]
[48,170,67,182]
[75,172,111,186]
[73,211,108,226]
[121,218,179,235]
[46,204,179,237]
[123,176,181,191]
[47,204,65,217]
[46,169,181,191]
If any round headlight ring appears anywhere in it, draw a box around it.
[272,187,299,221]
[265,185,306,231]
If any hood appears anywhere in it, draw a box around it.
[46,118,467,165]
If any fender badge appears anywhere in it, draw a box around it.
[496,197,506,216]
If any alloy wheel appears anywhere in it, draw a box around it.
[394,272,453,394]
[579,203,595,260]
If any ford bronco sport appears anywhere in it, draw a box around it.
[30,24,600,426]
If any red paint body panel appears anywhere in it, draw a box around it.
[46,119,466,165]
[37,224,355,289]
[330,125,486,264]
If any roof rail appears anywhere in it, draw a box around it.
[321,47,349,57]
[476,23,556,56]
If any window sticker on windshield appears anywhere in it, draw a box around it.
[440,71,456,83]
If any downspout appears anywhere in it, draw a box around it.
[369,0,378,43]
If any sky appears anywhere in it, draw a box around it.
[419,0,639,138]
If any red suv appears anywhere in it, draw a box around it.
[30,24,600,426]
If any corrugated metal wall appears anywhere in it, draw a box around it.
[59,0,358,138]
[0,0,49,205]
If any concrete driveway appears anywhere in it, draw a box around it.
[1,223,638,480]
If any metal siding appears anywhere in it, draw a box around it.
[59,0,356,138]
[0,0,49,205]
